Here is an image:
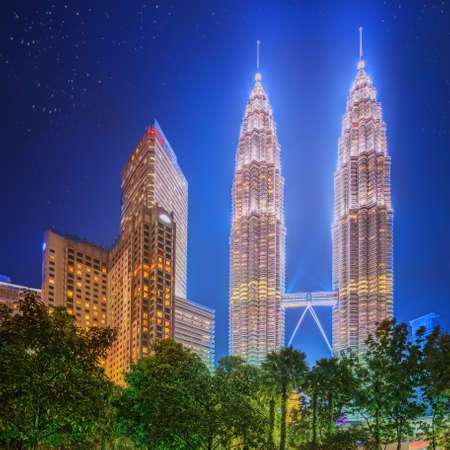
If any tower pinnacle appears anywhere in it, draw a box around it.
[357,26,365,70]
[255,40,262,80]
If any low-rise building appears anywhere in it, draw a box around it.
[174,296,215,372]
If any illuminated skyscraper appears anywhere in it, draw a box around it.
[332,31,393,353]
[121,121,188,298]
[40,120,213,385]
[106,205,176,385]
[229,72,286,365]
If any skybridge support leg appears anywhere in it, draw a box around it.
[309,305,333,352]
[287,305,310,347]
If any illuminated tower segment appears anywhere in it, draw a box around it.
[230,72,286,365]
[332,38,393,353]
[120,121,188,298]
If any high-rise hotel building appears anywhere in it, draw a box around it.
[41,230,109,328]
[121,121,188,299]
[107,205,176,384]
[332,55,393,353]
[229,73,286,365]
[42,120,214,382]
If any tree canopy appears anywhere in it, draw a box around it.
[1,297,448,450]
[0,293,116,449]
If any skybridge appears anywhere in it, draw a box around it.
[281,291,338,352]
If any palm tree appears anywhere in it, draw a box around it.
[262,346,308,450]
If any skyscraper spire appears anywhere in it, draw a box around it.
[257,40,261,69]
[229,67,285,365]
[358,26,365,70]
[332,31,393,354]
[256,40,262,81]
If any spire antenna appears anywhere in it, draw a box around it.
[359,26,363,60]
[256,40,261,70]
[357,27,365,70]
[255,40,262,81]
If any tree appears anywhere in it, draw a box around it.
[299,354,357,448]
[114,338,213,449]
[262,346,308,450]
[0,293,116,449]
[212,356,267,449]
[417,326,450,450]
[353,319,423,450]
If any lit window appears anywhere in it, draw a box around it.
[68,265,74,272]
[157,311,162,318]
[49,254,55,260]
[67,290,73,297]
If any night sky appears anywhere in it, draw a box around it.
[1,0,449,365]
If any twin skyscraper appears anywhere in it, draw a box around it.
[229,33,393,363]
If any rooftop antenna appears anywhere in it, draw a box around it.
[255,40,262,80]
[357,26,365,70]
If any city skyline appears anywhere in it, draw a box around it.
[1,1,448,364]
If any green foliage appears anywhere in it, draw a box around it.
[0,293,116,449]
[212,355,267,448]
[299,354,358,446]
[114,339,213,449]
[417,326,450,450]
[1,303,448,450]
[262,346,308,450]
[352,319,424,449]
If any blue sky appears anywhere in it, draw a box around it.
[1,0,448,364]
